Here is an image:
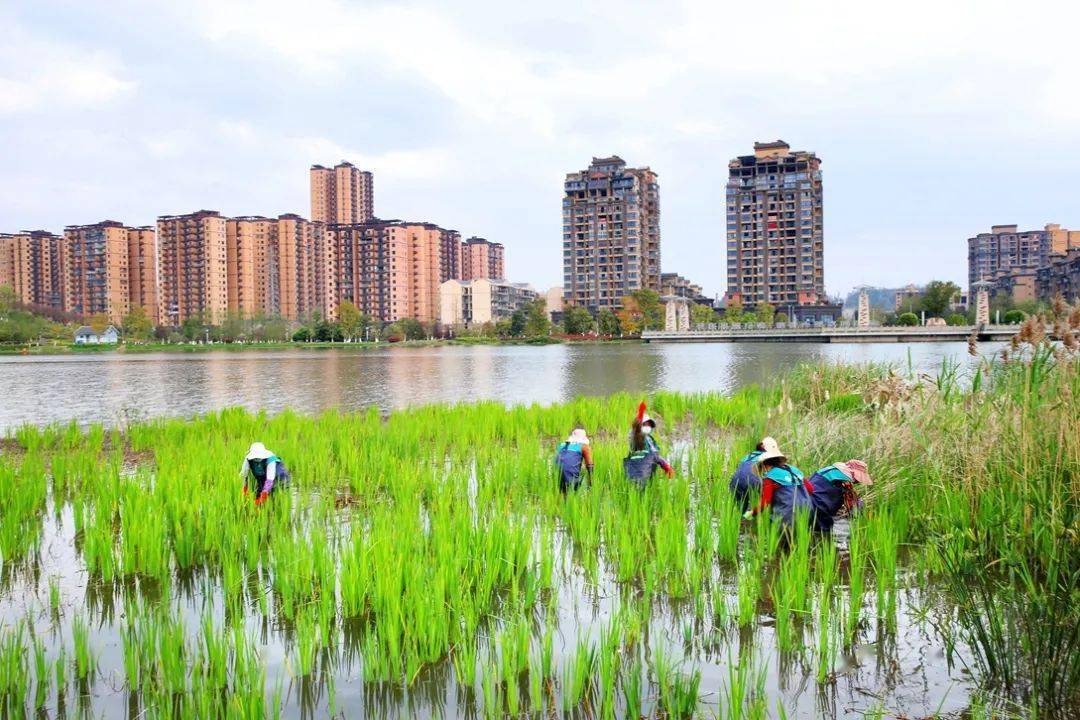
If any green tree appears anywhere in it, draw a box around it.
[88,312,110,335]
[921,280,961,318]
[1003,309,1026,324]
[122,305,153,342]
[562,306,595,335]
[0,285,16,314]
[947,313,967,326]
[598,309,621,336]
[338,300,362,341]
[314,319,343,342]
[399,317,426,340]
[754,302,776,326]
[508,309,527,337]
[630,289,663,330]
[897,312,919,326]
[690,303,717,328]
[723,297,744,324]
[617,295,644,335]
[523,299,551,337]
[181,313,205,341]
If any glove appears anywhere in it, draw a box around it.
[665,467,674,478]
[254,492,268,506]
[242,487,249,496]
[743,510,753,520]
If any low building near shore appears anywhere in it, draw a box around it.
[74,325,120,345]
[440,279,538,329]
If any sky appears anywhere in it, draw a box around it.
[2,0,1079,299]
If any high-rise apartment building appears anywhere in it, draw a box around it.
[157,210,229,326]
[310,161,374,225]
[441,229,463,283]
[226,216,278,318]
[127,226,158,324]
[726,141,824,309]
[277,214,336,322]
[562,156,661,313]
[0,230,67,311]
[967,223,1080,289]
[331,220,446,324]
[462,237,505,281]
[63,221,159,324]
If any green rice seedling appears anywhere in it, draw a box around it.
[622,654,643,720]
[71,615,94,682]
[0,623,29,715]
[31,633,49,710]
[654,645,700,720]
[845,521,866,646]
[561,636,596,712]
[48,576,61,620]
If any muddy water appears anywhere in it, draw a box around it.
[0,495,979,719]
[0,341,1003,432]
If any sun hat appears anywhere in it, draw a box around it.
[246,442,274,460]
[756,436,786,464]
[634,401,657,428]
[641,414,656,428]
[835,459,872,485]
[568,428,590,445]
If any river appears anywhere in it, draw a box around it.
[0,341,1001,431]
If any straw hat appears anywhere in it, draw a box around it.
[835,460,872,485]
[567,428,590,445]
[756,436,786,464]
[246,442,273,460]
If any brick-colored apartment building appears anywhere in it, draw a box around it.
[277,214,337,322]
[157,210,229,326]
[331,220,449,325]
[0,230,66,312]
[63,221,159,324]
[462,237,505,281]
[562,156,661,313]
[310,161,374,225]
[726,141,824,309]
[968,223,1080,290]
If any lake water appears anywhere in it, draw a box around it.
[0,341,1001,432]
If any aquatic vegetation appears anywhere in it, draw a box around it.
[0,343,1075,718]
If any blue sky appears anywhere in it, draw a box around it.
[2,0,1078,299]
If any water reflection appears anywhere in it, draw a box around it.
[0,342,1001,431]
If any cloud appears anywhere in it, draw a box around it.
[0,21,134,114]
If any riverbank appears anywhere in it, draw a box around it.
[1,335,1076,718]
[0,335,640,355]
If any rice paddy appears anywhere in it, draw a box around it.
[0,332,1076,718]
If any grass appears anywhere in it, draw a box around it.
[0,314,1076,717]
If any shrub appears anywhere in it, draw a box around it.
[897,312,919,327]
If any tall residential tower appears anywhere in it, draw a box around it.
[725,141,824,309]
[310,161,374,225]
[562,156,660,313]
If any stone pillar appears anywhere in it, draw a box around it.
[677,301,690,331]
[665,298,678,332]
[975,285,990,326]
[857,289,870,327]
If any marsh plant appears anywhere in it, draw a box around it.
[0,303,1077,717]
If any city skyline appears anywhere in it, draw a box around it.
[3,1,1080,299]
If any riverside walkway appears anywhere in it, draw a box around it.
[642,325,1019,343]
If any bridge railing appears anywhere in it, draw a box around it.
[643,324,1017,338]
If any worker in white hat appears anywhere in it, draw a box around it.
[240,442,289,506]
[555,427,594,493]
[624,402,674,487]
[743,439,809,522]
[729,436,776,511]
